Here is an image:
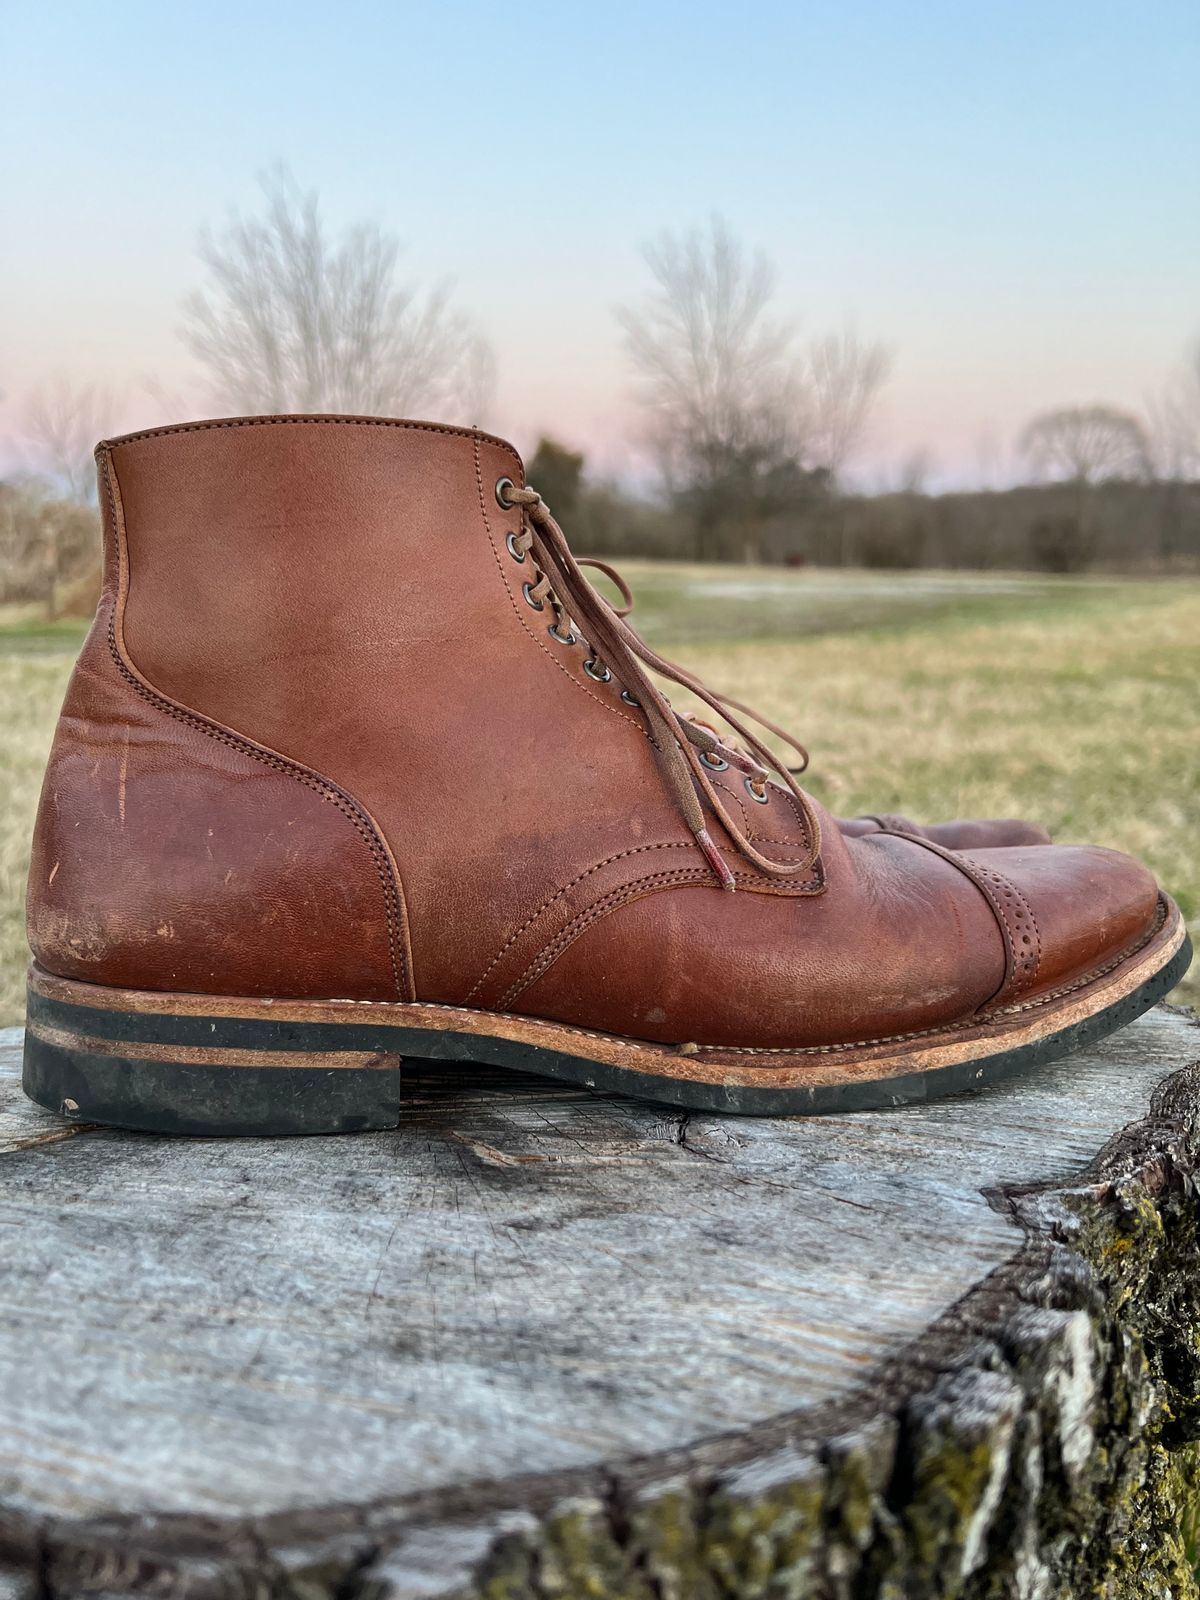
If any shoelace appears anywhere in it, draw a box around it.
[576,559,813,778]
[505,484,823,891]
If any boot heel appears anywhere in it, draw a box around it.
[22,982,404,1137]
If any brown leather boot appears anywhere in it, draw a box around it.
[23,416,1189,1133]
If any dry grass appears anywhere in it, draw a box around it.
[666,577,1200,1011]
[0,572,1196,1026]
[0,650,70,1025]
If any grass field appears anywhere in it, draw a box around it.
[1,568,1197,1026]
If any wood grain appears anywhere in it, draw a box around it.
[1,1007,1199,1598]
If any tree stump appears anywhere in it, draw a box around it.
[1,1006,1199,1600]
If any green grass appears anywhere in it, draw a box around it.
[0,615,93,655]
[1,569,1197,1026]
[596,563,1181,644]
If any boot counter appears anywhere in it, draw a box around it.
[26,612,402,1001]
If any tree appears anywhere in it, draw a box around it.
[182,168,494,421]
[25,379,113,504]
[1019,405,1151,485]
[808,330,892,480]
[617,217,819,560]
[1149,341,1200,480]
[1019,405,1152,573]
[1146,341,1200,563]
[526,437,585,520]
[618,219,891,559]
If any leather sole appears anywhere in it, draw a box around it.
[21,896,1191,1134]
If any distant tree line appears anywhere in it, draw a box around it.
[4,176,1199,616]
[524,442,1200,575]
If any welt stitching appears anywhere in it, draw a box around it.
[61,894,1168,1060]
[103,414,524,473]
[466,841,698,1002]
[99,451,411,1002]
[472,438,648,737]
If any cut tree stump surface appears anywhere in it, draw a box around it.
[2,1006,1200,1599]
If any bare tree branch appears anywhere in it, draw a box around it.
[24,379,113,503]
[808,330,892,479]
[181,168,494,421]
[618,219,893,560]
[619,219,797,457]
[618,218,819,558]
[1019,405,1152,485]
[1148,340,1200,480]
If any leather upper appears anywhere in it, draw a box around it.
[25,415,1162,1050]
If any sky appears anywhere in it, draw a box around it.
[1,0,1197,489]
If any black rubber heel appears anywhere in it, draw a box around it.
[21,1027,404,1137]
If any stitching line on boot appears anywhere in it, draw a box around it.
[500,857,825,1010]
[102,414,526,470]
[68,896,1170,1060]
[465,841,699,1003]
[498,867,720,1009]
[708,776,814,856]
[964,860,1043,1001]
[468,838,824,1005]
[874,828,1042,1008]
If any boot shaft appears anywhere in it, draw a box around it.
[106,417,526,759]
[27,419,437,1001]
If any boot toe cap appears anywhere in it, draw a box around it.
[963,843,1162,1004]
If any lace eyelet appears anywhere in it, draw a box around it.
[583,657,611,683]
[548,621,577,647]
[522,582,544,611]
[620,689,641,707]
[495,477,516,509]
[745,777,770,804]
[700,752,729,772]
[505,531,526,563]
